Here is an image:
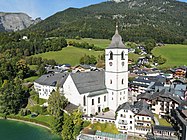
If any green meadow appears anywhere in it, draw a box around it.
[67,38,110,49]
[152,44,187,69]
[32,46,103,66]
[32,38,187,68]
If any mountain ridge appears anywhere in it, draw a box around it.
[25,0,187,43]
[0,12,41,32]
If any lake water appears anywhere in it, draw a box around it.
[0,119,61,140]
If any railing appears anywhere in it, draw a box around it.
[118,121,128,125]
[135,125,151,128]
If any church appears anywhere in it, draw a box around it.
[34,26,128,116]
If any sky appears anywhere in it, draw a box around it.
[0,0,186,19]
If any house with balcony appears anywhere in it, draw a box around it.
[170,108,187,140]
[115,100,153,136]
[170,66,187,78]
[137,90,184,116]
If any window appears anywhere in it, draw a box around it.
[110,80,112,84]
[120,92,122,95]
[112,92,114,95]
[120,98,122,101]
[98,97,100,103]
[121,51,124,60]
[130,126,132,130]
[109,51,113,60]
[130,121,132,124]
[104,96,106,102]
[122,79,124,84]
[83,95,86,106]
[92,99,94,105]
[120,114,123,117]
[142,117,144,120]
[112,97,113,100]
[130,115,132,118]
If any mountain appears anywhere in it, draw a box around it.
[0,12,41,32]
[28,0,187,43]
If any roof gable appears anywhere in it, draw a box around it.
[70,71,106,94]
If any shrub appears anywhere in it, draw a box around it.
[19,108,31,116]
[83,121,91,128]
[29,105,47,115]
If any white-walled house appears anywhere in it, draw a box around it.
[34,26,129,116]
[34,73,68,99]
[137,90,182,116]
[115,100,153,136]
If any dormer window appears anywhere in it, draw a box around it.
[121,51,125,60]
[109,51,113,60]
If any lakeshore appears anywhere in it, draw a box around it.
[0,119,61,140]
[0,116,51,130]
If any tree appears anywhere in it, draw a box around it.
[0,79,28,117]
[47,89,68,134]
[47,89,68,117]
[144,39,156,54]
[61,113,74,140]
[80,54,97,65]
[72,109,83,139]
[16,59,29,79]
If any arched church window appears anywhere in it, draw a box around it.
[109,51,113,60]
[83,95,86,106]
[121,51,125,60]
[122,79,124,84]
[110,80,112,84]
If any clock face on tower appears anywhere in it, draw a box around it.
[109,62,113,66]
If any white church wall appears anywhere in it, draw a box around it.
[87,93,108,115]
[63,75,82,106]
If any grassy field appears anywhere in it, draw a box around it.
[32,46,103,66]
[154,114,171,127]
[32,38,141,66]
[67,38,110,49]
[24,76,39,82]
[89,122,119,134]
[152,44,187,69]
[129,53,140,62]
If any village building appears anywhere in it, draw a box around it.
[115,100,153,136]
[137,90,185,116]
[152,125,177,140]
[34,73,68,99]
[77,129,127,140]
[170,107,187,140]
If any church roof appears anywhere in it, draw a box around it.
[107,25,125,49]
[70,71,106,94]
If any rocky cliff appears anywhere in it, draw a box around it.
[0,12,41,32]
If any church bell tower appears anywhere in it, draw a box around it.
[105,25,128,111]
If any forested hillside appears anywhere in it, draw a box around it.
[27,0,187,43]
